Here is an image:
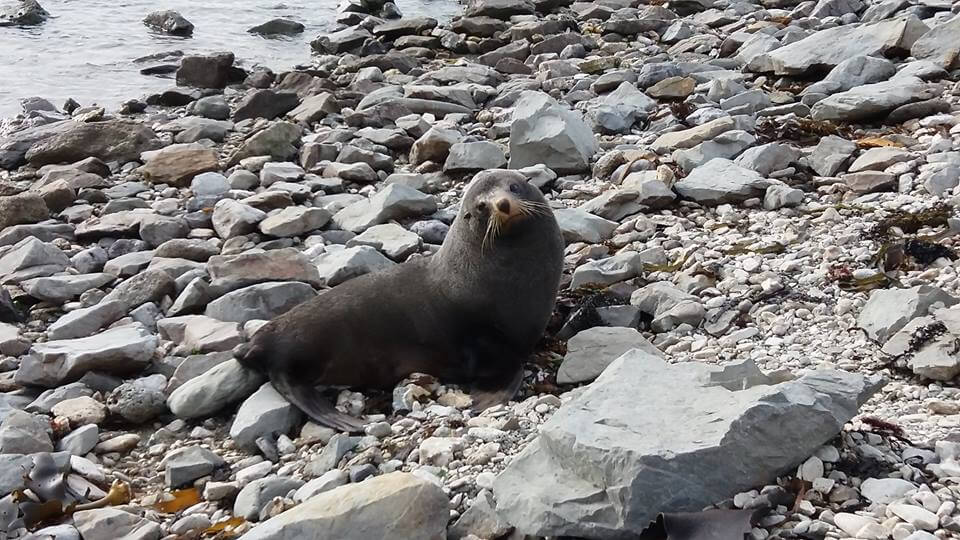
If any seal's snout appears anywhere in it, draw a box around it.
[496,198,511,214]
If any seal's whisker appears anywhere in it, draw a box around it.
[518,200,551,217]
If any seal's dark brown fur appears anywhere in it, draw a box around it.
[236,170,565,432]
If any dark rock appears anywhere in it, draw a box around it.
[24,121,161,167]
[0,0,48,26]
[143,10,194,36]
[234,90,301,122]
[248,18,305,36]
[176,52,238,89]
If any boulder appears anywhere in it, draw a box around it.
[811,77,936,122]
[557,327,662,384]
[25,121,161,167]
[493,350,884,539]
[857,285,957,343]
[509,91,597,174]
[167,360,265,419]
[0,192,49,230]
[176,52,237,89]
[0,0,48,26]
[205,281,316,324]
[674,158,771,205]
[553,208,617,244]
[910,14,960,70]
[333,184,437,234]
[236,472,448,540]
[230,382,301,451]
[140,144,220,187]
[15,324,158,387]
[234,90,301,122]
[314,245,395,287]
[248,18,305,36]
[208,248,321,293]
[143,10,193,35]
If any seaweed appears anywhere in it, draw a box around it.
[755,116,853,145]
[867,202,953,239]
[905,238,958,265]
[724,241,787,256]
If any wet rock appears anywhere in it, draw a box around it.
[205,281,316,324]
[333,184,437,233]
[0,192,49,230]
[311,26,373,54]
[17,324,158,387]
[168,359,265,419]
[176,52,237,89]
[557,327,662,384]
[230,382,301,451]
[238,472,448,540]
[193,96,231,120]
[234,90,300,123]
[73,508,160,540]
[314,245,395,287]
[675,158,771,205]
[143,10,194,36]
[465,0,535,18]
[248,18,305,36]
[235,476,305,521]
[164,445,226,487]
[509,91,597,174]
[25,120,161,167]
[493,351,884,539]
[0,0,50,26]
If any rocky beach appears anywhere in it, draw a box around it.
[1,0,960,538]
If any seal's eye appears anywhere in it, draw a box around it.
[509,183,521,194]
[464,213,472,220]
[477,202,488,213]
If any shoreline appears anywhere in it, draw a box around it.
[1,0,960,538]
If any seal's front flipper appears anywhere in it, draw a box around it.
[270,370,366,433]
[468,364,524,413]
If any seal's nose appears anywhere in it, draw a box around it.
[496,198,511,214]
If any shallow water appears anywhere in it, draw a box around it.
[0,0,462,119]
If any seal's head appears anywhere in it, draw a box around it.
[457,170,552,248]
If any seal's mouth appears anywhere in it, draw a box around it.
[481,189,551,250]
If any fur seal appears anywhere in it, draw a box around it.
[235,169,565,431]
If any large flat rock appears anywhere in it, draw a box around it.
[493,350,884,539]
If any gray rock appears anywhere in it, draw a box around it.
[73,508,160,540]
[493,350,884,539]
[909,333,960,381]
[168,359,265,419]
[860,478,917,504]
[193,96,231,120]
[143,10,193,35]
[924,166,960,196]
[0,192,48,231]
[674,130,756,173]
[106,377,168,424]
[554,208,617,244]
[236,472,448,540]
[294,469,349,502]
[22,524,80,540]
[0,237,70,284]
[409,127,460,166]
[570,251,644,289]
[509,91,597,174]
[858,285,957,343]
[557,327,662,384]
[311,25,373,54]
[164,445,226,488]
[820,55,897,94]
[809,135,858,177]
[259,162,304,187]
[849,147,911,173]
[811,77,936,122]
[205,281,316,324]
[17,324,158,387]
[0,223,74,248]
[757,16,929,75]
[842,171,896,194]
[212,199,268,239]
[259,207,331,238]
[230,382,301,451]
[347,223,422,261]
[650,116,736,153]
[631,281,706,332]
[675,158,771,205]
[21,273,114,304]
[444,141,507,172]
[227,122,302,166]
[25,382,93,414]
[333,184,437,234]
[235,90,300,123]
[56,424,99,455]
[288,93,339,124]
[155,238,219,262]
[0,410,53,454]
[0,321,28,356]
[734,143,800,176]
[910,13,960,70]
[449,489,512,540]
[234,476,305,521]
[314,245,395,287]
[764,183,804,210]
[70,246,108,274]
[101,269,175,311]
[208,249,320,294]
[46,300,126,340]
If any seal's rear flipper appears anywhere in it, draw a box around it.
[269,370,366,433]
[469,364,524,412]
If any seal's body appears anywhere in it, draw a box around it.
[236,170,564,431]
